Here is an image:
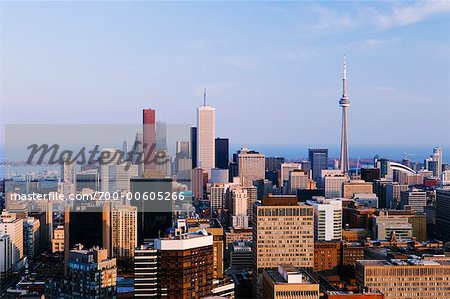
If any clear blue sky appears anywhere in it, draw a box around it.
[1,1,449,149]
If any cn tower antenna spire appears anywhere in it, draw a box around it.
[203,88,207,106]
[343,55,347,98]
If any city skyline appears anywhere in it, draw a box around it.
[1,1,449,148]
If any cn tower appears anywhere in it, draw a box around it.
[339,56,350,174]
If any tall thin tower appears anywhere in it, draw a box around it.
[339,56,350,174]
[197,89,215,177]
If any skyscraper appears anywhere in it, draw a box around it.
[197,90,215,177]
[432,147,443,178]
[143,109,156,173]
[309,148,328,187]
[252,195,314,297]
[339,57,350,174]
[190,127,197,169]
[215,137,229,169]
[237,148,265,187]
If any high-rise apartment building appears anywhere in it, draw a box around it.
[65,246,117,298]
[238,148,265,187]
[210,185,227,218]
[154,229,214,298]
[197,98,215,177]
[356,256,450,298]
[309,149,328,188]
[111,205,137,262]
[253,195,314,297]
[134,243,160,298]
[307,197,342,241]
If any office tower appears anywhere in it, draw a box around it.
[280,162,301,191]
[432,147,443,178]
[229,241,253,270]
[197,91,215,177]
[265,157,285,172]
[132,132,144,175]
[186,219,224,279]
[211,168,229,185]
[339,57,350,174]
[253,179,273,199]
[288,170,309,194]
[210,185,227,218]
[342,180,373,199]
[130,177,173,244]
[111,205,137,262]
[360,168,380,182]
[51,225,64,253]
[323,173,349,198]
[265,170,279,188]
[385,183,408,209]
[174,140,191,177]
[356,256,450,299]
[65,204,111,257]
[300,160,312,177]
[190,127,197,169]
[237,148,265,187]
[134,243,160,298]
[154,229,214,298]
[143,109,156,173]
[309,149,328,187]
[307,197,342,241]
[428,160,439,177]
[156,121,167,151]
[263,264,319,299]
[228,161,239,182]
[376,158,390,178]
[75,170,100,192]
[436,189,450,238]
[61,161,75,183]
[231,188,249,228]
[0,233,12,280]
[0,211,23,266]
[372,214,412,240]
[400,190,427,213]
[253,195,314,297]
[23,217,40,259]
[314,241,341,272]
[192,167,204,200]
[65,247,117,298]
[215,138,229,169]
[243,186,258,222]
[108,164,138,192]
[100,148,127,192]
[34,200,53,250]
[373,179,393,209]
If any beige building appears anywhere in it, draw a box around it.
[52,225,65,253]
[253,196,314,297]
[0,211,24,265]
[238,148,265,187]
[356,256,450,298]
[111,205,137,261]
[263,264,319,299]
[342,180,373,199]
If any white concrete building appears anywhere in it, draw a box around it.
[197,105,215,177]
[307,197,342,241]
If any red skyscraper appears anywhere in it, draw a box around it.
[143,109,156,173]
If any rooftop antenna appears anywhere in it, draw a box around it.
[203,88,207,106]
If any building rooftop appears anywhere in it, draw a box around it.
[265,264,317,285]
[358,256,450,267]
